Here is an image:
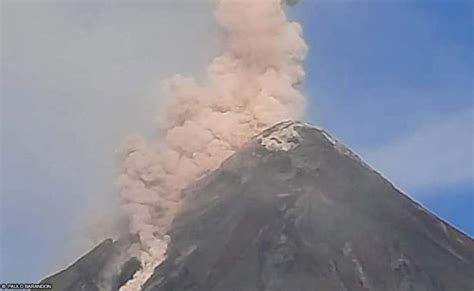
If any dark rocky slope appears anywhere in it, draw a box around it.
[41,121,474,291]
[39,238,140,291]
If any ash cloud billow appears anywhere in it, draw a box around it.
[117,0,307,289]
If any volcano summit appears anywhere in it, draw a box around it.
[41,121,474,291]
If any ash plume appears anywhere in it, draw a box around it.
[118,0,307,289]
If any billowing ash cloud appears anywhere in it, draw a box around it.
[118,0,307,289]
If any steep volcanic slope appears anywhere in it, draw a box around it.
[41,121,474,291]
[39,238,140,291]
[143,121,474,291]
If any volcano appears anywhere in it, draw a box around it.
[40,121,474,291]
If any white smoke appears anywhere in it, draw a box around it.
[119,0,307,289]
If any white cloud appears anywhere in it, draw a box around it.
[1,0,219,281]
[363,108,474,193]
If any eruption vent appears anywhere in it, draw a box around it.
[118,0,307,289]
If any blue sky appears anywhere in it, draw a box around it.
[1,0,473,284]
[289,0,473,235]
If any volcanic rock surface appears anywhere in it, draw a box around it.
[40,121,474,291]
